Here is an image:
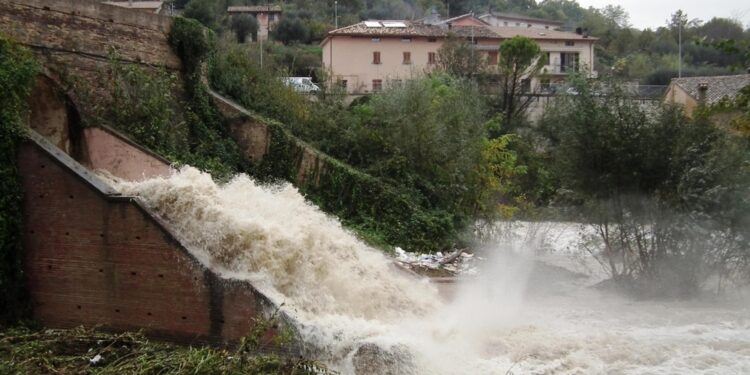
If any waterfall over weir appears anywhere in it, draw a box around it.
[116,167,750,375]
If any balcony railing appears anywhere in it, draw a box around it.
[543,64,579,74]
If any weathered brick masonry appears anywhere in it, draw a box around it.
[0,0,181,115]
[3,0,280,345]
[19,132,274,344]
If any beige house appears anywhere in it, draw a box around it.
[227,5,282,41]
[665,74,750,117]
[321,16,597,95]
[479,12,564,30]
[103,1,164,14]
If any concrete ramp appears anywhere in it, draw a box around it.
[19,130,279,345]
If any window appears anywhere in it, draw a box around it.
[487,51,498,65]
[504,21,508,26]
[337,79,348,89]
[373,51,381,64]
[516,22,521,26]
[565,41,575,46]
[391,79,403,87]
[428,52,437,64]
[372,79,382,92]
[403,51,411,64]
[371,38,381,42]
[545,25,549,29]
[428,37,437,42]
[401,38,412,43]
[527,23,532,28]
[560,52,579,72]
[268,13,275,21]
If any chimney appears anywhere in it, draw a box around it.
[698,82,708,104]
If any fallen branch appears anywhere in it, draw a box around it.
[439,249,465,266]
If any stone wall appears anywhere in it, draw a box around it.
[210,89,326,187]
[18,131,277,344]
[0,0,181,116]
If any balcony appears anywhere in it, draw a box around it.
[542,64,579,75]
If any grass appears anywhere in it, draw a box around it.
[0,324,332,374]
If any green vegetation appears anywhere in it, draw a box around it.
[0,323,330,374]
[230,14,259,43]
[495,36,546,129]
[539,76,750,295]
[180,0,749,84]
[436,34,483,79]
[80,18,246,180]
[208,35,535,250]
[0,34,38,324]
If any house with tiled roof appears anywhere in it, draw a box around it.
[479,12,564,30]
[321,15,597,95]
[665,74,750,117]
[103,1,165,14]
[227,5,282,41]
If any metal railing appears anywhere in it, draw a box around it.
[542,64,579,74]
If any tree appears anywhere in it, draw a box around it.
[540,77,750,295]
[436,34,483,78]
[698,17,744,41]
[271,16,310,45]
[183,0,218,29]
[363,76,489,214]
[601,5,630,28]
[497,36,545,129]
[230,14,258,43]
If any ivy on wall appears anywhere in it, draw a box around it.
[253,119,460,252]
[0,34,39,324]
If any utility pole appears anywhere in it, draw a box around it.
[335,1,338,29]
[678,18,682,78]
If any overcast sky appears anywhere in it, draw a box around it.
[574,0,750,30]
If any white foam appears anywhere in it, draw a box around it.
[116,167,750,374]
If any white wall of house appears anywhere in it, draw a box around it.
[323,36,443,93]
[322,35,595,94]
[480,15,561,30]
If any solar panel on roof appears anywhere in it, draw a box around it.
[382,21,406,28]
[364,21,383,27]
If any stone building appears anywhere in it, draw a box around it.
[227,5,282,41]
[665,74,750,117]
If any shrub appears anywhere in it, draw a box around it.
[541,77,750,295]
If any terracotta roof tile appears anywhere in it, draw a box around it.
[329,21,496,39]
[227,5,282,13]
[327,21,596,42]
[480,12,564,25]
[672,74,750,105]
[488,26,597,41]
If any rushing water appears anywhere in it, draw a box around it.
[116,167,750,374]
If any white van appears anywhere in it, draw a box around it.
[282,77,320,93]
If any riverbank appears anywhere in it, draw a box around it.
[0,325,330,374]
